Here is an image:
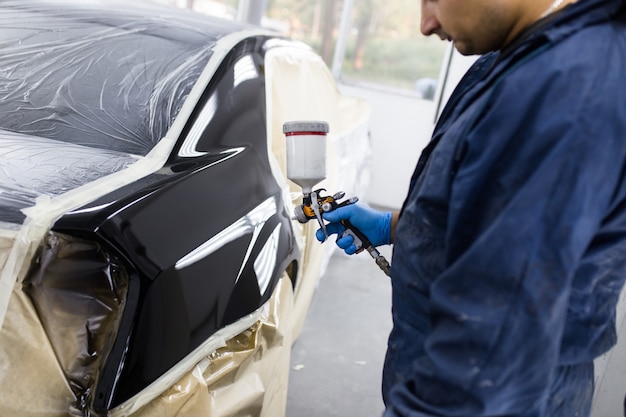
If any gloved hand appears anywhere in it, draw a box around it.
[316,204,392,255]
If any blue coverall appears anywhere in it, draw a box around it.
[383,0,626,416]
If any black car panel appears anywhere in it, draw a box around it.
[48,33,298,412]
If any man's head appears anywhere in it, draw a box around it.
[421,0,574,55]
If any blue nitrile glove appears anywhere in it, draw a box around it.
[316,204,392,255]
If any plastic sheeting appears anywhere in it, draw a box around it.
[0,130,138,224]
[0,0,233,157]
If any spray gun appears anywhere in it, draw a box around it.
[283,120,391,277]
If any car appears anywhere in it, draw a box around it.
[0,1,371,416]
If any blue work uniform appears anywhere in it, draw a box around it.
[384,0,626,416]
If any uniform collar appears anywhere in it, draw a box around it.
[433,0,623,144]
[500,0,625,61]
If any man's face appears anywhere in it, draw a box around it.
[421,0,547,55]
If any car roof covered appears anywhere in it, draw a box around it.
[0,0,252,156]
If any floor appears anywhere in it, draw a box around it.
[286,246,393,417]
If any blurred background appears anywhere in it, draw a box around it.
[149,0,446,98]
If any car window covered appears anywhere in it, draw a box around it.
[0,1,234,156]
[0,130,139,224]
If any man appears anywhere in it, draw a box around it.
[318,0,626,416]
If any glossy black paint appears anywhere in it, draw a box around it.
[53,37,300,412]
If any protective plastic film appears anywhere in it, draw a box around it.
[0,0,223,157]
[0,130,138,224]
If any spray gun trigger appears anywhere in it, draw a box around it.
[311,191,328,238]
